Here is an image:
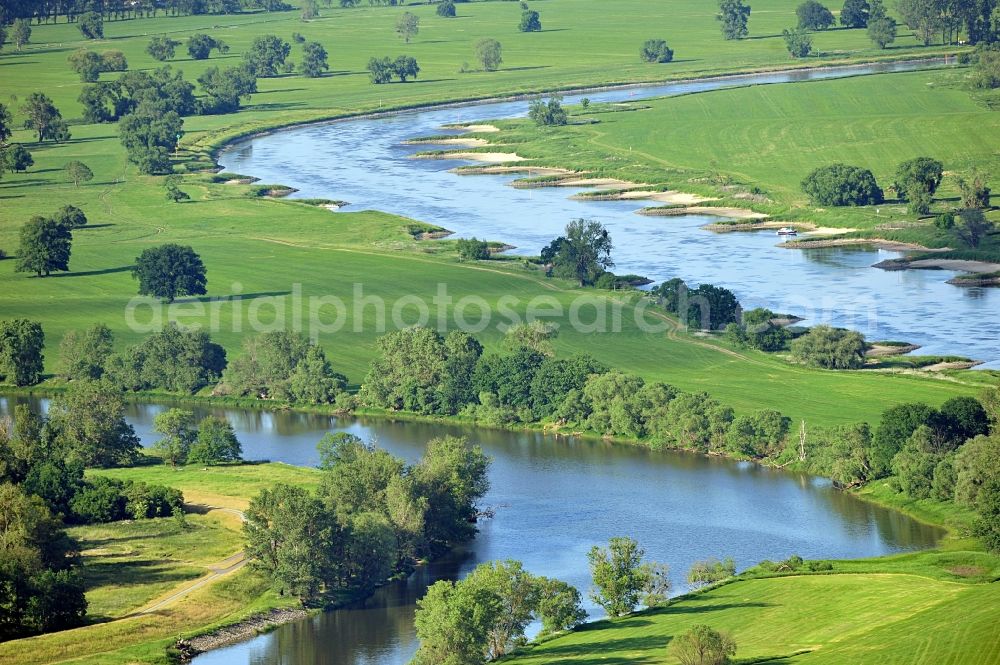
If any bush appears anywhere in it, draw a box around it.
[791,325,866,369]
[801,163,884,206]
[519,9,541,32]
[457,237,490,260]
[640,39,674,63]
[437,0,456,17]
[528,96,567,126]
[782,27,813,57]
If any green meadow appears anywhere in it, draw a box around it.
[504,567,1000,665]
[455,67,1000,251]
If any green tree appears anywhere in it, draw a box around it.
[393,55,420,82]
[956,168,991,209]
[99,50,128,73]
[48,379,141,467]
[64,161,93,187]
[146,36,179,61]
[717,0,751,39]
[288,346,347,404]
[118,107,182,174]
[106,324,226,394]
[588,536,655,617]
[866,0,896,47]
[519,9,542,32]
[890,425,938,498]
[243,483,341,602]
[21,93,69,143]
[412,578,500,665]
[188,416,242,465]
[954,434,1000,507]
[413,436,490,554]
[165,184,190,203]
[783,27,813,57]
[78,11,103,39]
[726,409,790,457]
[973,476,1000,553]
[669,624,737,665]
[3,144,34,173]
[474,38,503,71]
[871,402,933,478]
[152,408,195,467]
[802,164,883,205]
[465,559,540,659]
[0,319,45,386]
[299,41,329,77]
[528,95,568,126]
[197,64,257,114]
[361,327,448,414]
[685,284,741,330]
[317,432,405,519]
[397,11,420,42]
[550,218,614,286]
[221,331,310,399]
[731,308,788,351]
[640,39,674,63]
[16,216,72,277]
[797,0,835,29]
[790,325,866,369]
[897,0,941,44]
[58,323,113,380]
[893,157,943,214]
[503,320,558,356]
[54,205,87,228]
[243,35,291,77]
[437,0,456,17]
[12,19,31,51]
[367,56,395,84]
[810,422,875,486]
[132,244,207,302]
[457,236,490,260]
[535,576,587,634]
[345,511,397,592]
[841,0,870,27]
[187,33,229,60]
[954,208,995,248]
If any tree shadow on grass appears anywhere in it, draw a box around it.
[49,265,134,278]
[531,634,666,664]
[410,78,458,84]
[78,223,115,229]
[245,101,307,111]
[502,65,551,72]
[170,290,293,304]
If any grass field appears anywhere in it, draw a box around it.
[504,568,1000,665]
[0,462,317,665]
[452,67,1000,250]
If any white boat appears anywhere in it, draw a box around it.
[776,227,798,236]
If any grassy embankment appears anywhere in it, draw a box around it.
[0,462,318,665]
[0,3,994,428]
[426,67,1000,263]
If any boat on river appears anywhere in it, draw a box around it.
[776,227,798,236]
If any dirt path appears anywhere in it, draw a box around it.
[129,506,247,618]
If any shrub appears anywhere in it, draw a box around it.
[457,237,490,260]
[801,163,884,206]
[791,325,866,369]
[640,39,674,63]
[437,0,456,17]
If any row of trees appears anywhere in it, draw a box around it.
[367,54,420,83]
[0,0,273,22]
[243,433,489,601]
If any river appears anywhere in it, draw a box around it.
[0,396,943,665]
[219,59,1000,368]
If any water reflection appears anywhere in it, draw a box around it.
[0,395,943,665]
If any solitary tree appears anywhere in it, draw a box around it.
[551,218,614,286]
[132,244,207,302]
[188,34,229,60]
[243,35,291,77]
[588,537,664,617]
[893,157,943,215]
[299,42,329,77]
[801,163,883,206]
[64,161,93,187]
[528,96,568,126]
[146,36,180,61]
[396,12,420,43]
[790,325,866,369]
[3,144,34,173]
[783,27,813,57]
[717,0,751,39]
[188,416,243,465]
[58,323,112,381]
[797,0,835,29]
[368,56,395,84]
[54,205,87,228]
[475,38,503,71]
[16,216,72,277]
[21,93,70,143]
[165,184,190,203]
[519,9,542,32]
[12,19,32,51]
[669,624,737,665]
[840,0,870,27]
[393,55,420,82]
[640,39,674,63]
[437,0,456,17]
[68,49,104,82]
[956,168,991,209]
[78,12,103,40]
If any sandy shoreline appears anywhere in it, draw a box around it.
[908,258,1000,274]
[405,137,491,147]
[415,151,525,163]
